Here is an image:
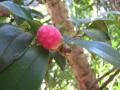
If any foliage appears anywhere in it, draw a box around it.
[0,0,120,90]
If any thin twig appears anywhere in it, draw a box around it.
[90,67,116,89]
[82,3,95,10]
[99,69,120,90]
[25,0,34,6]
[97,68,116,82]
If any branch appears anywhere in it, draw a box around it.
[89,68,116,89]
[45,0,99,90]
[99,69,120,90]
[98,68,116,81]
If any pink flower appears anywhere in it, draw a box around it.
[37,25,62,50]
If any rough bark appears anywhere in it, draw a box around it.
[110,0,120,21]
[110,0,120,10]
[45,0,74,35]
[45,0,98,90]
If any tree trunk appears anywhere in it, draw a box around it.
[0,5,9,16]
[45,0,98,90]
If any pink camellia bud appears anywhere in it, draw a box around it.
[37,25,62,50]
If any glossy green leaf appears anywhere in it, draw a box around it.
[0,1,33,21]
[0,24,23,56]
[88,20,108,33]
[64,37,120,68]
[70,16,120,27]
[50,52,66,70]
[31,9,44,19]
[74,40,120,68]
[0,0,9,2]
[70,16,111,25]
[0,24,33,71]
[0,47,49,90]
[86,20,110,42]
[84,29,110,42]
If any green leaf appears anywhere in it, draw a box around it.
[86,20,110,42]
[0,24,33,71]
[31,9,44,19]
[0,17,7,23]
[13,0,23,5]
[0,1,33,21]
[0,0,9,2]
[102,11,120,16]
[70,16,111,25]
[50,52,66,70]
[84,29,110,42]
[0,46,49,90]
[0,1,40,31]
[88,20,108,33]
[70,16,120,27]
[0,24,23,56]
[64,37,120,68]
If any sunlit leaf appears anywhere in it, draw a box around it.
[88,20,108,33]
